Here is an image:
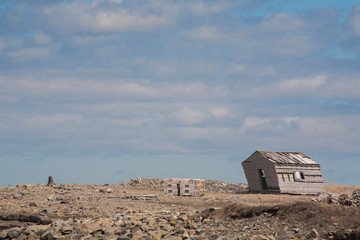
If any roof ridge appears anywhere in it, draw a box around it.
[254,151,317,165]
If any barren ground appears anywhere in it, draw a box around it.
[0,181,359,240]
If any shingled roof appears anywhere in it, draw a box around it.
[256,150,319,165]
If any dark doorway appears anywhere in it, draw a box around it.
[177,183,181,196]
[258,169,268,191]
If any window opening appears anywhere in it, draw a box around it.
[294,171,305,180]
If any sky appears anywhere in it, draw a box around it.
[0,0,359,187]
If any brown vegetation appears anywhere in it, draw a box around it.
[325,183,360,195]
[197,200,360,239]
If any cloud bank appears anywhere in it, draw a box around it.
[0,0,359,186]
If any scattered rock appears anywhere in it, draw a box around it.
[128,178,164,188]
[308,228,319,239]
[0,180,359,239]
[352,189,360,206]
[316,190,360,207]
[7,228,21,239]
[100,188,113,193]
[205,179,248,193]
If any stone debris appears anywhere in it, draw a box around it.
[128,177,249,194]
[352,189,360,207]
[314,189,360,207]
[0,182,359,239]
[128,177,164,188]
[99,188,113,193]
[205,179,249,193]
[122,195,158,201]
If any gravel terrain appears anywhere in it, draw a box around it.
[0,179,359,239]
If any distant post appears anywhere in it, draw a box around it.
[47,176,55,186]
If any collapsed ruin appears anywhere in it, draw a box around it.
[163,178,205,196]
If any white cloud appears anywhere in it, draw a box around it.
[89,10,169,32]
[0,77,160,99]
[230,64,246,74]
[325,77,360,98]
[1,37,23,51]
[172,126,231,142]
[6,47,52,62]
[0,95,19,103]
[209,107,229,118]
[242,117,272,131]
[184,15,316,57]
[34,33,52,45]
[279,75,327,92]
[128,139,189,153]
[240,115,360,152]
[189,1,228,15]
[26,113,83,128]
[0,39,4,54]
[296,116,360,152]
[259,13,305,32]
[169,107,207,125]
[0,76,224,101]
[184,27,231,42]
[229,64,277,77]
[297,117,346,136]
[348,6,360,36]
[170,82,209,98]
[232,75,328,99]
[42,1,176,34]
[0,0,359,186]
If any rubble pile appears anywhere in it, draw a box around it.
[315,189,360,207]
[164,179,205,197]
[127,178,249,194]
[128,178,164,188]
[315,193,349,206]
[353,189,360,207]
[204,179,248,193]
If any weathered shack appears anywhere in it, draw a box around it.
[242,151,326,195]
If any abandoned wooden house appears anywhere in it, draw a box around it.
[242,151,326,195]
[163,178,205,196]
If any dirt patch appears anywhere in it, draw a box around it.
[198,203,279,220]
[200,201,360,227]
[277,202,360,228]
[197,201,360,239]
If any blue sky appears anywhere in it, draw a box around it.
[0,0,359,186]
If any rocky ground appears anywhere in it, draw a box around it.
[0,179,360,240]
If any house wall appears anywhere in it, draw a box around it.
[242,152,279,193]
[275,165,326,194]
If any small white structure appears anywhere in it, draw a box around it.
[164,178,205,196]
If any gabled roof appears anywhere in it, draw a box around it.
[255,150,319,165]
